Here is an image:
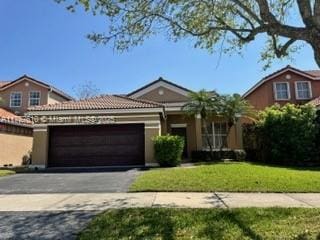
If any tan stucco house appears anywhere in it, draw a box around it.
[28,78,243,168]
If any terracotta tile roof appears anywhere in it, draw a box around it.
[308,96,320,106]
[0,108,32,126]
[305,70,320,78]
[28,95,163,112]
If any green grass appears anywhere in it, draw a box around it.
[78,208,320,240]
[0,170,15,177]
[130,162,320,192]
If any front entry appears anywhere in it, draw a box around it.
[171,126,188,158]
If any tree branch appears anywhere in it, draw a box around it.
[296,0,313,27]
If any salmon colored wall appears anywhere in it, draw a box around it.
[0,80,48,115]
[245,71,320,110]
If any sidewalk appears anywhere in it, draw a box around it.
[1,192,320,211]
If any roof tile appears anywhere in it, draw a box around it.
[0,108,32,126]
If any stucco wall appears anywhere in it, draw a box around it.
[0,79,48,115]
[245,71,320,110]
[0,133,33,166]
[137,86,188,103]
[47,91,69,104]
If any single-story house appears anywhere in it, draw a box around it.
[27,78,243,168]
[0,107,33,166]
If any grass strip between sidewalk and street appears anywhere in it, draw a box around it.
[78,208,320,240]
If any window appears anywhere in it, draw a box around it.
[295,81,312,100]
[274,82,290,100]
[29,91,40,106]
[202,122,227,149]
[10,92,22,107]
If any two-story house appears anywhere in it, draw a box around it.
[0,75,73,115]
[243,66,320,110]
[0,75,73,167]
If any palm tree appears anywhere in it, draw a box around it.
[182,90,222,160]
[219,94,256,151]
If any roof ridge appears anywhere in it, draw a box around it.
[127,77,192,96]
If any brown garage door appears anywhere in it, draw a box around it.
[48,124,145,167]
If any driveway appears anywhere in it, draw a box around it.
[0,168,140,194]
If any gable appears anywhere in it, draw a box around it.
[243,67,318,98]
[137,86,189,103]
[128,78,191,103]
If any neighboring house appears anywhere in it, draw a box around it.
[243,66,320,110]
[0,75,73,116]
[0,107,33,166]
[28,77,242,168]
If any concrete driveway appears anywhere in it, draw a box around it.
[0,168,140,194]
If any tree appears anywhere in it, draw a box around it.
[56,0,320,68]
[219,94,256,150]
[73,81,100,100]
[182,90,222,160]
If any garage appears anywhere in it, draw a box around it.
[48,124,145,167]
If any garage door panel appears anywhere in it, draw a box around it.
[48,124,145,167]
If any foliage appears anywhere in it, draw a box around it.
[191,150,244,162]
[72,80,100,100]
[130,162,320,192]
[219,93,256,149]
[182,90,222,160]
[55,0,320,68]
[79,208,320,240]
[153,135,184,167]
[243,104,320,166]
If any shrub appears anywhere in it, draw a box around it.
[191,150,245,162]
[243,104,320,166]
[234,150,246,161]
[153,135,184,167]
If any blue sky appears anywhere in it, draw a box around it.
[0,0,318,97]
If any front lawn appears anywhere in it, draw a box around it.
[130,162,320,192]
[0,170,15,177]
[78,208,320,240]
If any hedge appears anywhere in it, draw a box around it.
[243,104,320,166]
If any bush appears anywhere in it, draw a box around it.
[234,150,246,161]
[191,150,245,162]
[153,135,184,167]
[243,104,320,166]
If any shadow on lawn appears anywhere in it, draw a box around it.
[78,209,264,240]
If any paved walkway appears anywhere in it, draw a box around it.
[1,192,320,211]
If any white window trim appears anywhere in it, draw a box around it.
[294,81,312,100]
[202,122,228,150]
[28,91,41,107]
[10,91,22,108]
[273,82,291,101]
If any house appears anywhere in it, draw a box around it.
[0,107,33,166]
[0,75,73,116]
[27,78,242,168]
[243,66,320,110]
[0,75,73,166]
